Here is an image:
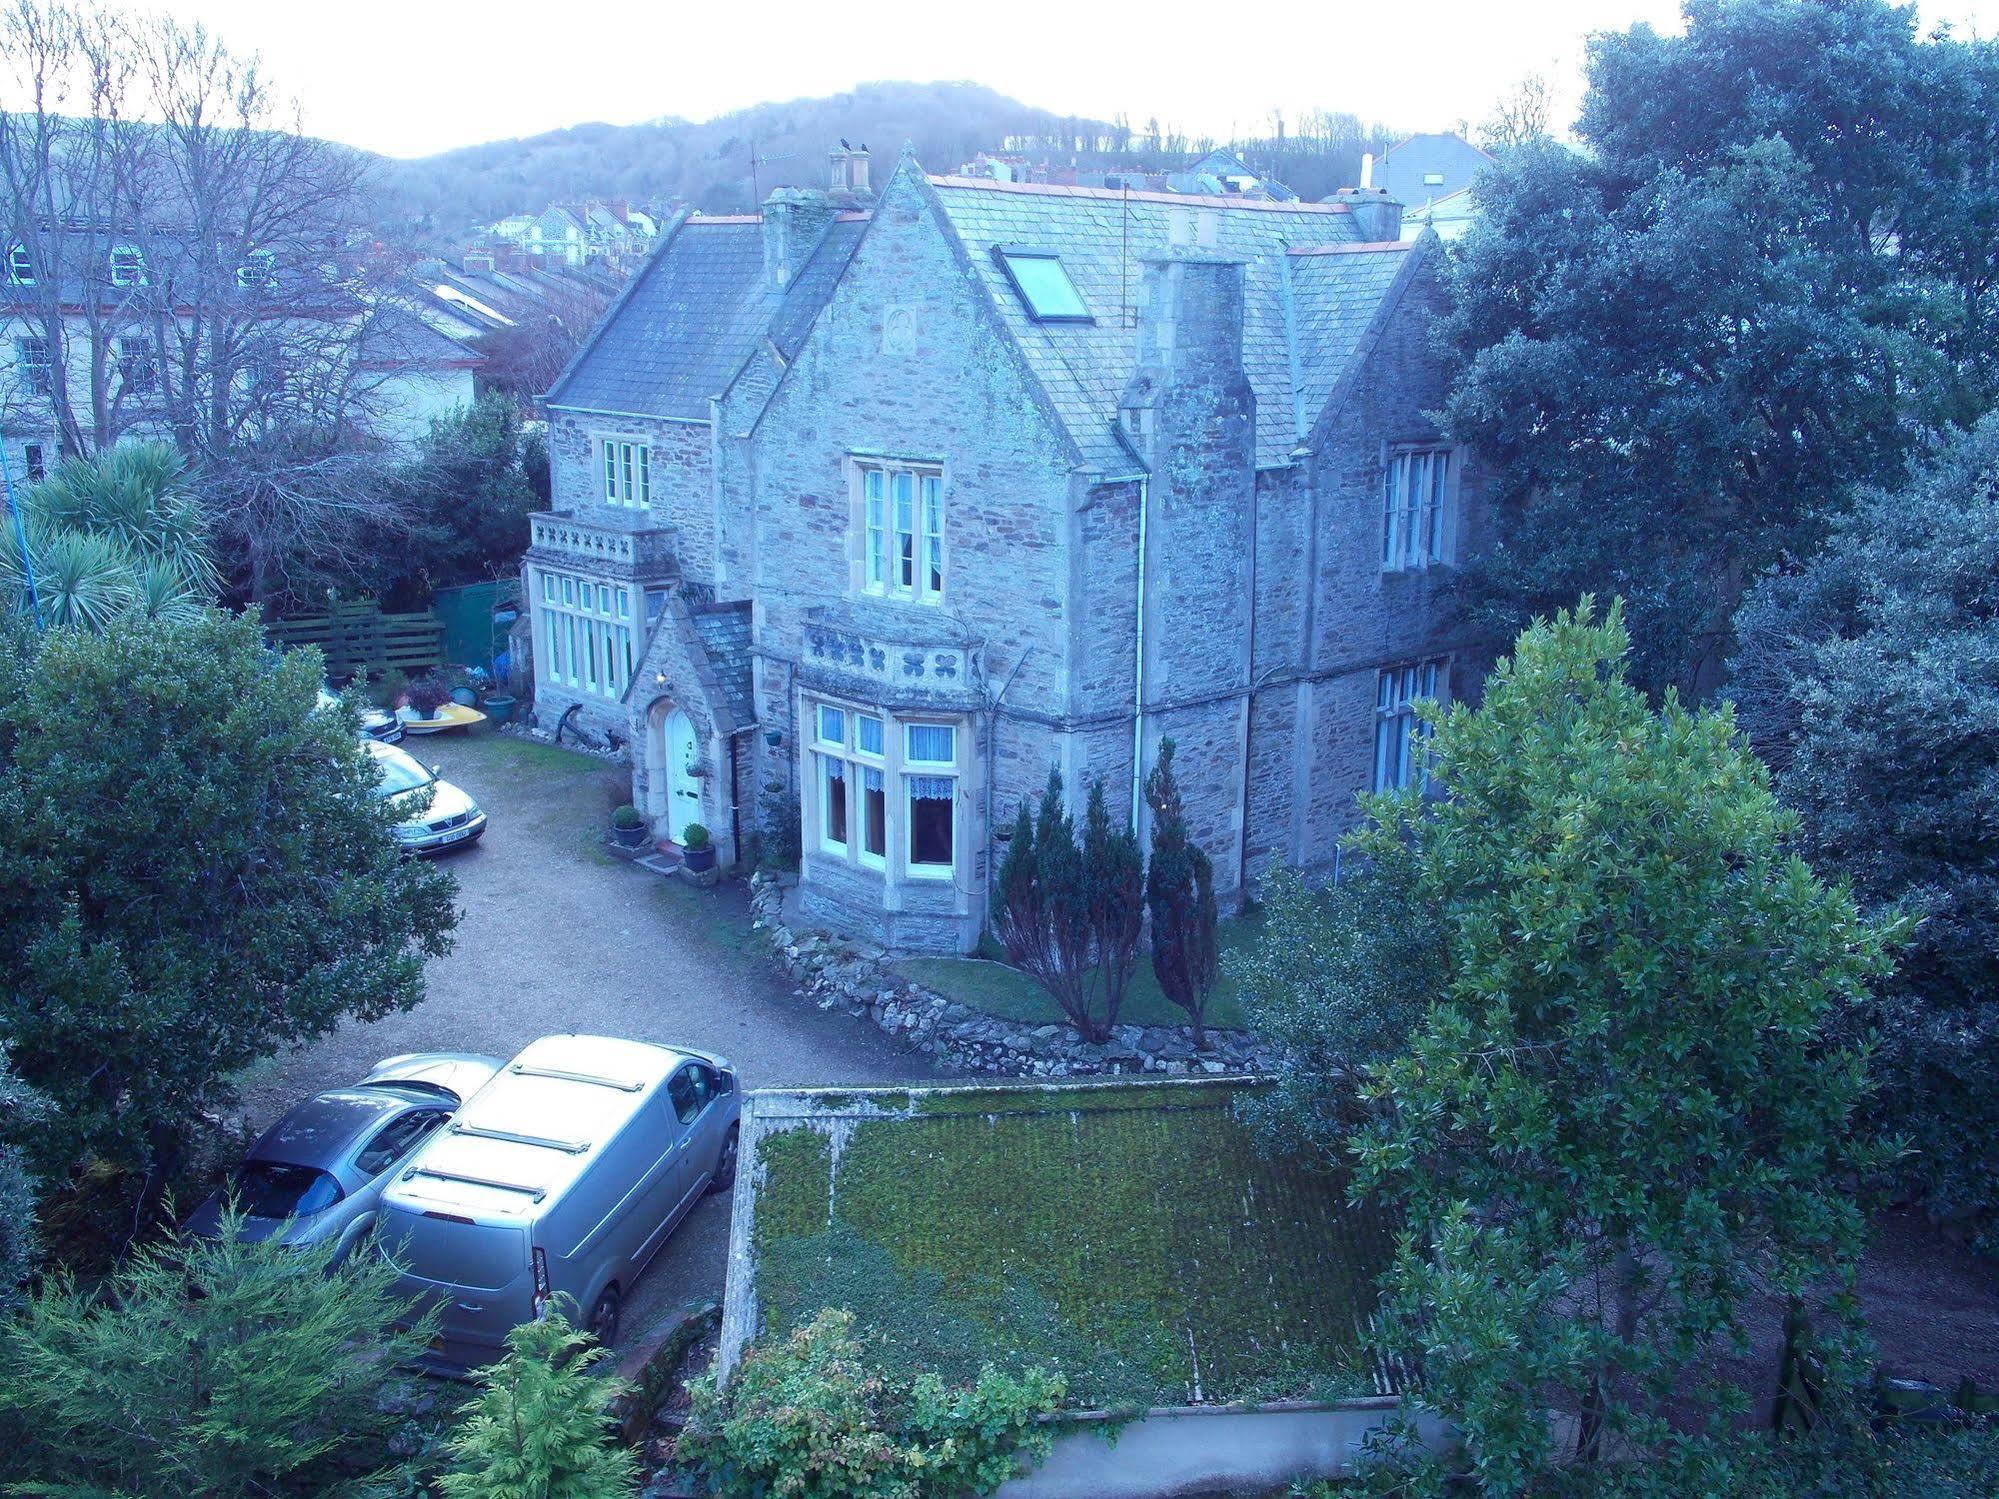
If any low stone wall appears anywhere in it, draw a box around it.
[749,874,1280,1078]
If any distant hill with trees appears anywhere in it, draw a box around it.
[379,79,1401,233]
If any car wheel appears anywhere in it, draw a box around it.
[709,1126,739,1194]
[586,1286,621,1347]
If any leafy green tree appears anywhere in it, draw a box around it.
[0,1207,439,1496]
[440,1304,638,1499]
[1731,416,1999,1250]
[1441,0,1999,694]
[992,771,1102,1039]
[1144,740,1219,1047]
[0,611,458,1212]
[1235,860,1444,1157]
[1337,602,1898,1492]
[683,1307,1064,1499]
[0,443,217,629]
[0,1051,46,1315]
[374,394,545,608]
[1081,780,1144,1030]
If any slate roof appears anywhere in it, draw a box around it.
[927,175,1411,469]
[689,601,755,726]
[1373,132,1495,209]
[1285,243,1422,433]
[547,213,862,420]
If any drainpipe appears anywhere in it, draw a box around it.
[982,646,1032,932]
[1129,475,1150,830]
[727,729,745,870]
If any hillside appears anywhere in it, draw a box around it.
[379,80,1402,235]
[382,80,1116,229]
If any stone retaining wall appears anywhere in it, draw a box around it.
[749,873,1280,1078]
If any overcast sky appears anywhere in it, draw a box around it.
[129,0,1999,158]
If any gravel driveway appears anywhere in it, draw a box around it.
[241,728,942,1345]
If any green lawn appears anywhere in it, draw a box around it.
[899,917,1258,1031]
[749,1081,1390,1407]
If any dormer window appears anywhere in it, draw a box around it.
[236,251,276,289]
[994,247,1091,323]
[6,245,32,285]
[109,245,145,286]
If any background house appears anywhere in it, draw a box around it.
[529,144,1479,953]
[1369,131,1494,241]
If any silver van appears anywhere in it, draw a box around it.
[376,1034,740,1373]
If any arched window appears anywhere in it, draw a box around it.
[5,245,31,285]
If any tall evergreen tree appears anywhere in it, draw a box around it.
[1081,780,1144,1031]
[992,771,1103,1039]
[1144,741,1219,1048]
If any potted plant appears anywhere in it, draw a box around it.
[681,822,716,872]
[610,804,649,850]
[407,674,452,720]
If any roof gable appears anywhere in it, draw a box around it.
[927,174,1407,469]
[548,209,863,421]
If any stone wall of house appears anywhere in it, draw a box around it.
[751,874,1278,1077]
[546,406,713,567]
[742,167,1082,949]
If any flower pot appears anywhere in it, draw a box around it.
[682,844,717,873]
[611,821,650,850]
[482,694,517,725]
[451,687,478,707]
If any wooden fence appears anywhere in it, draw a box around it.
[265,601,444,680]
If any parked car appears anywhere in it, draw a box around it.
[185,1053,505,1262]
[377,1034,740,1373]
[317,686,403,744]
[365,738,487,855]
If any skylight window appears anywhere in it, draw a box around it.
[994,248,1091,323]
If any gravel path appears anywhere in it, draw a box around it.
[240,728,943,1344]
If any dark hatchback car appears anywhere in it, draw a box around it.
[186,1054,503,1263]
[317,687,403,745]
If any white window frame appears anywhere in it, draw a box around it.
[902,721,958,879]
[600,437,650,509]
[857,459,944,604]
[1382,445,1457,573]
[1372,659,1445,794]
[15,336,51,396]
[109,244,145,287]
[534,566,634,701]
[803,699,961,880]
[117,336,156,394]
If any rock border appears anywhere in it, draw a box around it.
[748,873,1279,1079]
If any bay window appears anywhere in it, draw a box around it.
[536,568,634,700]
[806,699,960,879]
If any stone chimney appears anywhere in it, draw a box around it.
[1326,185,1403,243]
[828,146,851,194]
[762,187,837,288]
[1118,249,1253,465]
[849,144,871,196]
[828,143,874,203]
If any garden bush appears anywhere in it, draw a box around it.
[682,1307,1065,1499]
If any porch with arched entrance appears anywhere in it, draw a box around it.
[642,697,706,846]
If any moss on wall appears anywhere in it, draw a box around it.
[747,1082,1392,1407]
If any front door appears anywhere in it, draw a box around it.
[664,708,700,844]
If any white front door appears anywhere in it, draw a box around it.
[664,709,701,844]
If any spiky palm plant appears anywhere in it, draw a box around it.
[1,443,218,628]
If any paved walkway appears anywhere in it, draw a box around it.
[241,729,943,1343]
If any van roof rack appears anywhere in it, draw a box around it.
[509,1061,646,1092]
[450,1122,592,1155]
[401,1165,548,1203]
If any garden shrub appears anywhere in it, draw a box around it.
[0,1206,440,1496]
[682,1307,1065,1499]
[440,1303,637,1499]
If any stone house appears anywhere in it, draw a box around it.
[530,145,1482,953]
